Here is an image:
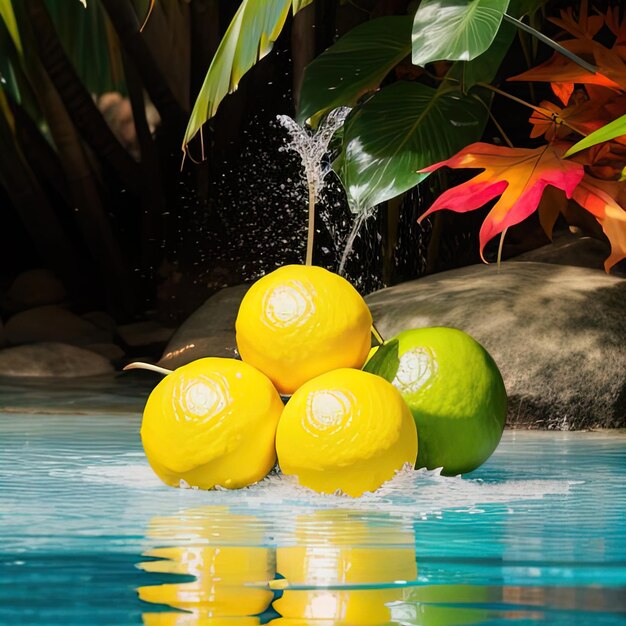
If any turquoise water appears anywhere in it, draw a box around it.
[1,410,625,625]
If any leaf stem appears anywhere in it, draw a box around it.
[371,325,385,345]
[497,227,508,269]
[471,94,514,148]
[503,13,597,74]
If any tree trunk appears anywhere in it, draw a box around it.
[140,0,191,111]
[22,0,143,196]
[291,2,316,115]
[123,53,165,275]
[100,0,187,130]
[8,94,71,208]
[16,36,137,317]
[0,114,81,291]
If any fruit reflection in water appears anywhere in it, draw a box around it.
[137,506,274,623]
[270,509,417,625]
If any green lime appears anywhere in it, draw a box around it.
[364,327,507,475]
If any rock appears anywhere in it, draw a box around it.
[511,230,625,274]
[159,284,250,370]
[82,311,116,334]
[5,305,111,346]
[365,262,626,430]
[4,269,66,311]
[117,320,175,348]
[86,342,126,361]
[0,342,114,378]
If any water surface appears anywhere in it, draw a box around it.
[1,412,624,625]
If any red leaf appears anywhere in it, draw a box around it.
[572,176,626,270]
[418,143,585,261]
[551,82,574,106]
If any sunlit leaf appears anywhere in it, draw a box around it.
[336,83,489,213]
[184,0,313,151]
[572,176,626,271]
[446,18,516,88]
[297,16,412,126]
[412,0,509,67]
[0,0,22,53]
[565,113,626,157]
[418,142,585,260]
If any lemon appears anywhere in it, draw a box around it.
[276,368,417,496]
[365,327,507,475]
[140,357,283,489]
[235,265,372,395]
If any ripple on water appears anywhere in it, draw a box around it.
[0,414,625,625]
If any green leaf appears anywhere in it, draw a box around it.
[336,82,489,213]
[363,339,400,382]
[0,0,21,53]
[412,0,510,67]
[565,114,626,158]
[184,0,313,150]
[44,0,125,94]
[446,18,516,88]
[297,15,412,126]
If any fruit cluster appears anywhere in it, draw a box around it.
[140,265,507,497]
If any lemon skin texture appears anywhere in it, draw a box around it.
[368,327,507,475]
[141,357,283,489]
[235,265,373,395]
[276,368,417,497]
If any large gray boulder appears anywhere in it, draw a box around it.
[4,305,111,346]
[511,231,624,274]
[366,262,626,429]
[159,284,249,370]
[0,342,114,378]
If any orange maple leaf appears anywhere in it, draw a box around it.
[509,39,624,91]
[418,143,585,261]
[572,176,626,270]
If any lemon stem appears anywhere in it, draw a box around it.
[123,362,173,376]
[371,325,385,345]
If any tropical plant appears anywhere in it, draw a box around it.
[419,2,626,271]
[186,0,626,273]
[0,0,224,318]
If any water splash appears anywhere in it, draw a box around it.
[277,108,351,265]
[338,208,375,276]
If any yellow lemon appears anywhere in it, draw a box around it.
[235,265,372,395]
[275,368,417,497]
[141,357,283,489]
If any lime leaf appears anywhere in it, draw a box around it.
[363,338,400,382]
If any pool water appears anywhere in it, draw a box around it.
[1,412,625,625]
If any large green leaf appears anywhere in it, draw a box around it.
[565,114,626,158]
[446,18,516,88]
[0,0,21,53]
[183,0,313,150]
[412,0,510,67]
[336,82,488,213]
[297,15,412,126]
